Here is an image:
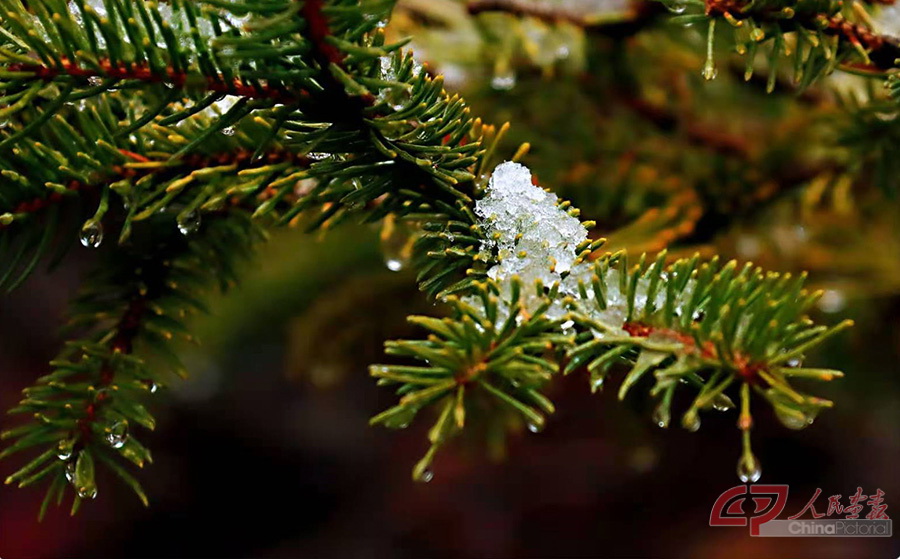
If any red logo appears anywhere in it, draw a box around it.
[710,484,789,536]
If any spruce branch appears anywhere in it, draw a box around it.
[663,0,900,88]
[2,211,262,517]
[370,161,851,483]
[370,278,567,481]
[0,0,857,511]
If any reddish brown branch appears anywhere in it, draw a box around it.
[621,97,751,158]
[623,321,762,383]
[467,0,596,25]
[466,0,665,37]
[300,0,346,68]
[705,0,900,70]
[78,297,146,437]
[5,58,305,103]
[298,0,376,106]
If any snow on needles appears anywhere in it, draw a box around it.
[476,162,587,286]
[472,162,664,336]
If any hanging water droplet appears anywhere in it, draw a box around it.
[144,380,160,394]
[76,484,98,499]
[105,420,128,449]
[80,221,104,248]
[527,421,544,433]
[737,453,762,483]
[177,210,201,235]
[65,461,77,484]
[417,468,434,483]
[652,403,670,428]
[87,76,103,86]
[221,126,235,136]
[774,406,809,430]
[681,409,701,432]
[380,216,416,272]
[57,439,75,461]
[491,68,516,91]
[384,406,416,429]
[375,19,388,28]
[669,1,687,13]
[712,393,734,412]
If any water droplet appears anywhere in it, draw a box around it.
[737,453,762,483]
[88,76,103,86]
[65,461,77,484]
[527,421,543,433]
[417,468,434,483]
[670,1,686,13]
[105,420,128,449]
[144,380,159,393]
[308,152,330,160]
[652,403,670,428]
[384,406,416,429]
[57,439,75,461]
[491,69,516,91]
[376,19,388,28]
[681,409,701,432]
[712,393,734,412]
[177,210,201,235]
[774,406,810,430]
[79,221,104,248]
[76,484,98,499]
[875,111,897,122]
[380,216,416,272]
[221,126,235,136]
[786,358,802,368]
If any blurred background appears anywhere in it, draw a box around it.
[2,0,900,557]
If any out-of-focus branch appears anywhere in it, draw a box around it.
[466,0,666,37]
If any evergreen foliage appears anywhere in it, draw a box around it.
[0,0,881,516]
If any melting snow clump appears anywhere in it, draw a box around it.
[466,162,684,337]
[476,162,587,286]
